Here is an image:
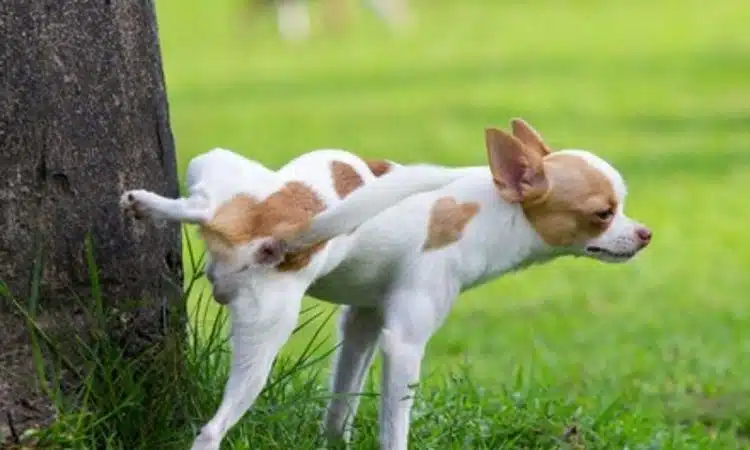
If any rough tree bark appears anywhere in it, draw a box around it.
[0,0,182,437]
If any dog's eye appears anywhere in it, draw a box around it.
[594,209,614,221]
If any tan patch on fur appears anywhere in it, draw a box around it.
[366,160,392,177]
[523,154,617,246]
[202,195,259,246]
[331,161,364,199]
[423,196,480,251]
[203,182,327,271]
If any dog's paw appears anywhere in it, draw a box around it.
[189,430,221,450]
[120,190,153,219]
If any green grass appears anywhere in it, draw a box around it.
[16,0,750,448]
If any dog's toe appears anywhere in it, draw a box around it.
[120,190,148,219]
[120,192,133,208]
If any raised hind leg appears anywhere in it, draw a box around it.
[120,188,210,223]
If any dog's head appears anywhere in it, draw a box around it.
[486,119,651,263]
[198,191,293,269]
[197,196,290,305]
[200,232,287,305]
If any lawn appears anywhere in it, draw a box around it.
[154,0,750,447]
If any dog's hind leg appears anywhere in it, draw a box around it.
[120,189,211,223]
[324,306,383,445]
[190,279,305,450]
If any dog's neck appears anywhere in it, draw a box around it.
[447,174,561,291]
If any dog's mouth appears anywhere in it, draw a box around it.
[584,246,637,262]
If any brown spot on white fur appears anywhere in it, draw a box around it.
[366,160,392,177]
[199,195,259,263]
[331,161,364,199]
[523,154,617,246]
[203,194,258,246]
[203,181,326,271]
[423,196,480,251]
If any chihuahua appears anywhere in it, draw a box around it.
[123,119,651,450]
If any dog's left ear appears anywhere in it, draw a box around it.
[510,118,551,158]
[254,238,287,267]
[485,127,549,204]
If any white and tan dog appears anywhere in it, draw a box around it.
[122,119,652,450]
[120,147,472,450]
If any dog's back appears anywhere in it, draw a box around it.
[278,149,379,202]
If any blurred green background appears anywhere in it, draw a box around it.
[155,0,750,445]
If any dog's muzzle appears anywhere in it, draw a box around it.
[211,283,233,305]
[205,262,235,305]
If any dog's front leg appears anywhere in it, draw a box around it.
[190,284,304,450]
[377,288,452,450]
[378,329,424,450]
[324,306,383,445]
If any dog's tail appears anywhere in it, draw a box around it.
[282,164,479,251]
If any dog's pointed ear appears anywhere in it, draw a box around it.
[510,118,551,158]
[254,238,286,267]
[485,127,549,204]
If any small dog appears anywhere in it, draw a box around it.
[123,119,652,450]
[120,147,472,450]
[248,0,411,41]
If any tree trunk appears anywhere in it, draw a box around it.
[0,0,182,436]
